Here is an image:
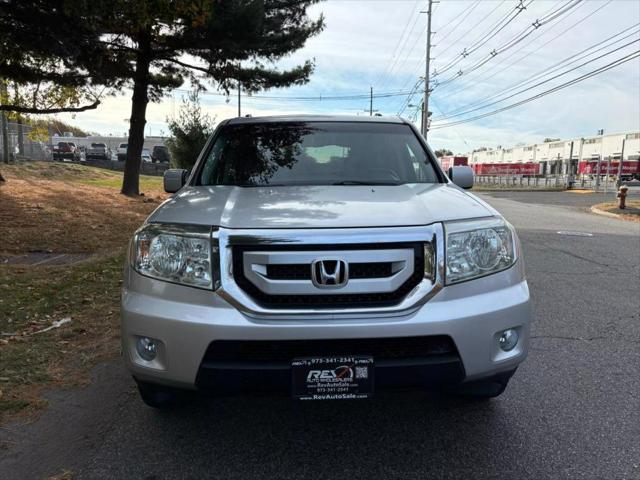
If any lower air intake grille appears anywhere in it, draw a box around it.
[202,336,457,363]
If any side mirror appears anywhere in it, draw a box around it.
[448,165,474,190]
[163,169,188,193]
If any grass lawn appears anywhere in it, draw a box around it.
[0,162,167,422]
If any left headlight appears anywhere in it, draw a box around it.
[131,223,220,290]
[445,217,517,285]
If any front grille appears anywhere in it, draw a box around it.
[233,243,424,309]
[266,262,393,280]
[202,336,457,364]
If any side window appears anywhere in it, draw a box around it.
[200,136,225,185]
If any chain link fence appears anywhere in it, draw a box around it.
[0,121,52,163]
[475,172,637,192]
[0,121,168,176]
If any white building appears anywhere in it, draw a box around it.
[467,131,640,175]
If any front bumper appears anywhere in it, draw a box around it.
[121,258,532,392]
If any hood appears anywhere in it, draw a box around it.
[148,183,495,229]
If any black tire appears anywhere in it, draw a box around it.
[136,380,194,409]
[450,368,516,400]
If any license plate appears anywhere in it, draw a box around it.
[292,356,374,400]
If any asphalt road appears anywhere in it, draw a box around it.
[1,192,639,480]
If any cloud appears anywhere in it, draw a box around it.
[58,0,639,154]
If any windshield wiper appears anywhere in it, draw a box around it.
[331,180,401,186]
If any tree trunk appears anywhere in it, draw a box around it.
[0,81,9,164]
[121,41,151,196]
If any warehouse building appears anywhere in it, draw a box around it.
[467,131,640,176]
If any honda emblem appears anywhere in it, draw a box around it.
[311,259,349,289]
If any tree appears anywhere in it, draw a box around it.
[434,148,453,158]
[543,138,560,143]
[166,90,214,170]
[0,0,325,196]
[0,1,111,114]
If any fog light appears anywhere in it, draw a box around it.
[136,337,157,361]
[499,329,519,352]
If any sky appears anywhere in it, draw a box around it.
[58,0,640,154]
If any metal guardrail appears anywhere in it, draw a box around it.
[475,174,639,191]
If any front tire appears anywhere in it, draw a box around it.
[136,380,194,409]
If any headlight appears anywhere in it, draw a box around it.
[445,218,517,284]
[131,223,220,290]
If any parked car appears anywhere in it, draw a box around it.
[151,145,171,163]
[122,115,531,408]
[85,142,110,161]
[52,141,79,161]
[141,148,152,163]
[117,143,128,161]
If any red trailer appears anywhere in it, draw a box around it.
[472,163,540,176]
[578,160,640,176]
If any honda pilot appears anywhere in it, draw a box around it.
[121,115,531,407]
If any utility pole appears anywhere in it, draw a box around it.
[369,86,373,116]
[237,81,241,117]
[422,0,434,140]
[566,141,574,188]
[616,138,626,188]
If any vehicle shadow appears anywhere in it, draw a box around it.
[140,388,535,479]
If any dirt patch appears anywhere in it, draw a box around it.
[0,162,166,423]
[592,200,640,222]
[0,163,166,255]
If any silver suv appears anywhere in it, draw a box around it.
[122,116,531,407]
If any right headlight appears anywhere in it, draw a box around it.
[444,217,517,285]
[131,223,220,290]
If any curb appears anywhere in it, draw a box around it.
[472,188,566,192]
[590,205,637,222]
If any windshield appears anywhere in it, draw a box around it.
[198,122,440,186]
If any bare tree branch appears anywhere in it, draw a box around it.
[0,100,101,114]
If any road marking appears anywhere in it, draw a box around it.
[557,231,594,237]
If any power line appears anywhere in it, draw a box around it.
[173,88,420,102]
[397,78,424,115]
[430,49,640,129]
[393,0,511,105]
[381,22,425,92]
[434,0,508,60]
[432,0,603,102]
[435,24,639,119]
[433,0,582,88]
[433,0,483,47]
[430,97,471,150]
[372,1,421,88]
[434,0,533,77]
[433,37,639,121]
